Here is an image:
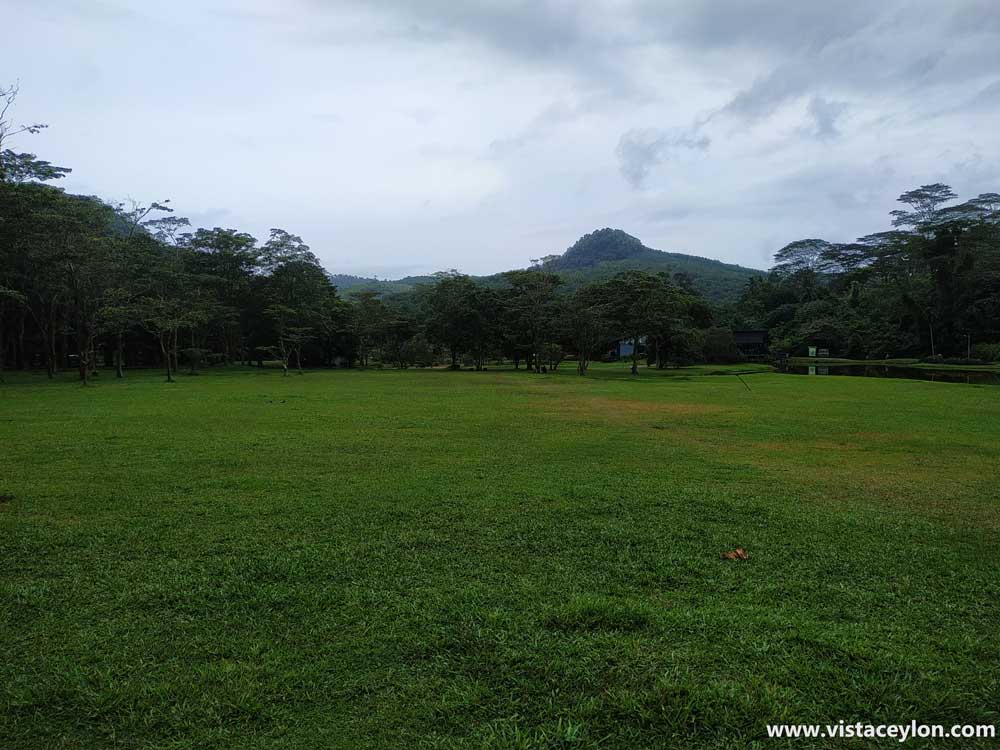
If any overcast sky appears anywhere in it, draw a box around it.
[7,0,1000,277]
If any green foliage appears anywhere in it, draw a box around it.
[329,229,762,304]
[974,342,1000,362]
[701,327,741,364]
[545,227,648,270]
[0,150,71,183]
[536,229,762,302]
[420,272,498,369]
[737,184,1000,358]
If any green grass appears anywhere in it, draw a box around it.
[2,365,999,749]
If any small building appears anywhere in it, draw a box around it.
[733,329,769,359]
[612,336,647,360]
[805,334,836,358]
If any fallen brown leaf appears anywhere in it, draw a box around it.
[721,548,749,561]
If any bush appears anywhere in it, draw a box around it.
[702,328,743,364]
[974,343,1000,363]
[180,347,209,373]
[400,334,435,368]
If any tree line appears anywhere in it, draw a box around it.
[0,178,718,381]
[0,84,732,382]
[735,184,1000,362]
[2,83,999,383]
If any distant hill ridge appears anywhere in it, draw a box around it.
[329,228,763,302]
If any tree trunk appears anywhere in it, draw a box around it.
[16,311,25,370]
[46,324,56,379]
[631,332,639,375]
[46,306,58,378]
[59,325,69,375]
[171,328,180,375]
[116,331,125,378]
[162,334,174,383]
[0,304,6,382]
[78,340,88,384]
[76,306,89,384]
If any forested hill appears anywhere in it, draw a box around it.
[329,228,763,302]
[533,229,762,301]
[327,274,435,294]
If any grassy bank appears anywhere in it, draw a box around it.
[2,366,999,748]
[786,357,1000,372]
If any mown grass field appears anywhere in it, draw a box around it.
[2,364,999,749]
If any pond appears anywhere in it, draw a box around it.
[781,363,1000,386]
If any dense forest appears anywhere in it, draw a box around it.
[734,185,1000,361]
[2,85,999,382]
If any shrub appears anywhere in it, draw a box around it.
[702,328,743,364]
[974,343,1000,363]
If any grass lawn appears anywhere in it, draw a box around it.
[2,364,999,748]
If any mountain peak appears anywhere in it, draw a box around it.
[332,228,763,302]
[547,228,651,271]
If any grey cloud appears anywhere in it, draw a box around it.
[616,128,709,189]
[964,80,1000,112]
[305,0,637,94]
[304,1,1000,120]
[807,96,848,139]
[712,3,999,126]
[364,0,593,60]
[721,65,812,121]
[950,1,1000,34]
[489,101,581,156]
[892,75,1000,122]
[488,96,615,156]
[634,0,881,54]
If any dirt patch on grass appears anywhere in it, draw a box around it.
[531,395,728,424]
[729,439,1000,529]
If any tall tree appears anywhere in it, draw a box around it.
[560,287,610,375]
[590,271,673,375]
[187,228,260,364]
[501,269,562,372]
[421,272,488,368]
